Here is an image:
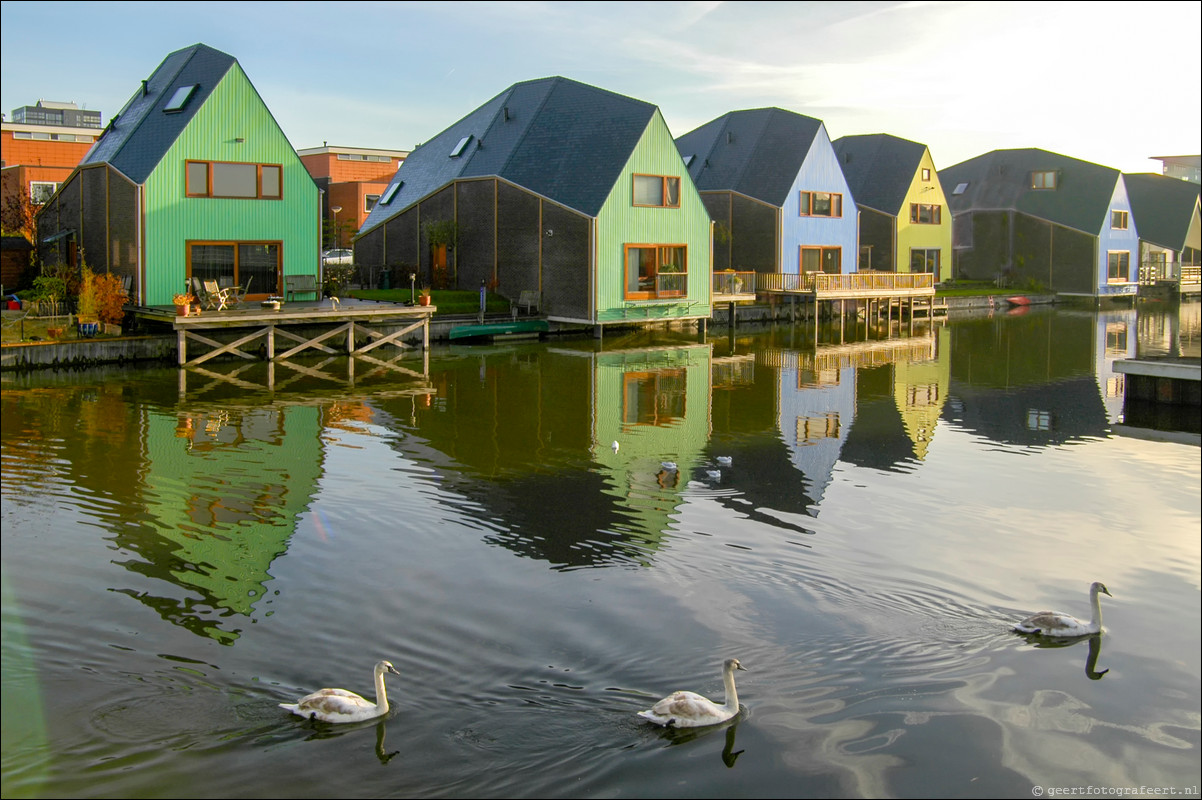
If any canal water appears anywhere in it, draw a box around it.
[2,302,1198,799]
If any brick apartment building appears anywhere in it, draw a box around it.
[297,145,409,249]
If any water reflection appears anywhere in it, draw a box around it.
[1016,633,1110,680]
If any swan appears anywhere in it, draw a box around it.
[716,456,732,466]
[660,461,678,472]
[280,660,400,723]
[1014,582,1112,637]
[612,441,620,453]
[638,658,746,728]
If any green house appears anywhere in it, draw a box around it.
[36,43,320,306]
[355,77,713,329]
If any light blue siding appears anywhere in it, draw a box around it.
[1097,176,1138,297]
[779,125,859,274]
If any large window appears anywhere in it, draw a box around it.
[909,203,941,224]
[622,370,686,428]
[1107,251,1130,283]
[800,246,842,274]
[1111,210,1128,230]
[910,248,941,273]
[1031,170,1058,190]
[799,191,843,217]
[188,241,280,296]
[29,181,61,204]
[632,174,680,208]
[186,161,283,199]
[624,244,687,299]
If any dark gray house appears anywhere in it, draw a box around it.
[941,148,1137,300]
[1122,172,1200,283]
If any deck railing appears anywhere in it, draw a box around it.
[758,271,935,295]
[712,271,756,296]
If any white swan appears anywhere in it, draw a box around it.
[660,461,678,472]
[716,456,732,466]
[1014,582,1112,637]
[280,660,400,723]
[638,658,746,728]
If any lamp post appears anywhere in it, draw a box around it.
[330,205,342,250]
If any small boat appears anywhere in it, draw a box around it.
[448,320,550,342]
[1006,296,1031,307]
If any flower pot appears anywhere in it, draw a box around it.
[419,295,432,307]
[176,304,190,317]
[78,321,100,338]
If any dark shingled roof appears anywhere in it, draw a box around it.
[674,108,822,206]
[1122,172,1201,250]
[833,133,929,216]
[939,148,1122,235]
[82,44,238,184]
[361,77,657,232]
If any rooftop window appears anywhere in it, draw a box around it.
[164,84,198,113]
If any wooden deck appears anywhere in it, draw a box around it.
[136,298,435,367]
[758,271,936,300]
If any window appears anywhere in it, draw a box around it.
[29,181,60,204]
[800,246,842,274]
[365,194,380,212]
[909,203,941,224]
[624,244,687,299]
[910,248,941,273]
[186,161,283,199]
[1111,210,1128,230]
[380,181,401,205]
[953,182,969,195]
[622,370,686,427]
[921,168,931,181]
[1031,170,1058,190]
[450,136,472,158]
[164,85,198,113]
[632,175,681,208]
[799,191,843,217]
[189,241,280,295]
[1107,251,1130,283]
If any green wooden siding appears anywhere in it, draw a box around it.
[143,63,319,305]
[595,111,713,323]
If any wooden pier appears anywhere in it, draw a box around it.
[136,299,435,367]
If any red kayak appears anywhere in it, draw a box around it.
[1006,296,1031,307]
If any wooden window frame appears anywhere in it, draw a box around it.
[799,191,843,218]
[1111,209,1128,230]
[623,243,688,300]
[1030,170,1058,190]
[799,245,842,274]
[187,240,282,296]
[909,203,942,225]
[185,160,285,200]
[921,168,931,181]
[632,174,681,209]
[1107,251,1130,283]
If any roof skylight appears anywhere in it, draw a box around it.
[380,181,402,205]
[164,84,198,113]
[450,135,472,158]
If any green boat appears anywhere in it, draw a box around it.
[448,320,551,341]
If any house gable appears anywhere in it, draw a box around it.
[780,123,858,274]
[593,110,712,323]
[896,147,952,280]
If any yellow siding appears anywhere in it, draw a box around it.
[896,148,952,280]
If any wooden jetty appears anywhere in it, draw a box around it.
[136,298,435,368]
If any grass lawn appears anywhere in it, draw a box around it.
[348,289,512,315]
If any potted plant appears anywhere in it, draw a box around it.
[173,291,195,317]
[418,287,433,307]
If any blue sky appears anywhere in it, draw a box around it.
[2,1,1198,174]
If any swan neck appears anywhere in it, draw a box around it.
[1089,587,1103,629]
[722,666,739,712]
[374,665,390,713]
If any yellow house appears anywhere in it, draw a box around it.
[834,134,952,281]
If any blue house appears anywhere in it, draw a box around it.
[940,148,1138,300]
[675,108,858,277]
[355,76,713,329]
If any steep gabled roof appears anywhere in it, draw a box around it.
[1122,172,1201,250]
[939,148,1121,235]
[82,44,239,184]
[361,77,657,231]
[675,108,823,206]
[833,133,929,216]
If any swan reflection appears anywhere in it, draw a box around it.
[653,711,747,768]
[1017,632,1109,680]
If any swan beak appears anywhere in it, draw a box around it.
[1101,585,1112,597]
[386,664,401,675]
[736,662,747,671]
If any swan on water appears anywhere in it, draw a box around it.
[280,660,400,723]
[638,658,746,728]
[716,456,732,467]
[660,461,678,472]
[1014,582,1112,637]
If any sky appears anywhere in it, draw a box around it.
[2,1,1199,175]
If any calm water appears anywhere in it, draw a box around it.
[2,303,1199,799]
